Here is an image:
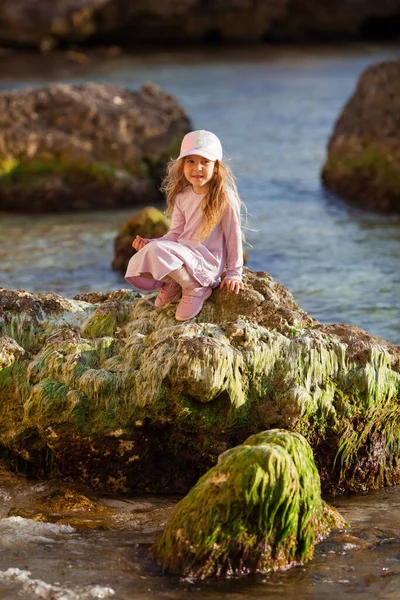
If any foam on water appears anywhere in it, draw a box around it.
[0,568,115,599]
[0,516,74,548]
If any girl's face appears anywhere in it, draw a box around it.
[183,155,216,194]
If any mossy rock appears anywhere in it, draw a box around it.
[322,146,400,212]
[0,276,400,495]
[152,429,346,577]
[112,206,170,272]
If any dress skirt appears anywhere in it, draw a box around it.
[125,239,220,292]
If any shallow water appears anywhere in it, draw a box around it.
[1,44,400,599]
[1,472,400,600]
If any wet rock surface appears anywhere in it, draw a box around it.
[322,59,400,213]
[6,488,114,529]
[0,268,399,495]
[0,82,190,212]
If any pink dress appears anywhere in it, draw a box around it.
[125,186,243,291]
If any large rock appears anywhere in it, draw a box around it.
[152,430,346,577]
[0,268,399,494]
[0,0,399,48]
[0,82,190,211]
[322,60,400,213]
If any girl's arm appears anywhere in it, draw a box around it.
[159,200,185,241]
[132,197,185,250]
[220,191,244,293]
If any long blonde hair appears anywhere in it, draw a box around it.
[160,157,244,240]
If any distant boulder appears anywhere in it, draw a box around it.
[322,59,400,213]
[0,0,286,48]
[0,82,190,212]
[0,0,108,49]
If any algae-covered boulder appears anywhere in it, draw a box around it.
[112,206,170,273]
[0,270,399,495]
[152,429,346,577]
[0,82,190,211]
[322,59,400,213]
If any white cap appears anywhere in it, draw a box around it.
[178,130,223,161]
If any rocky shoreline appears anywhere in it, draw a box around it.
[0,0,399,51]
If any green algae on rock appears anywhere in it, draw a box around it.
[152,429,346,577]
[0,270,399,494]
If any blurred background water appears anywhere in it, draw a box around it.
[0,44,399,344]
[0,43,400,600]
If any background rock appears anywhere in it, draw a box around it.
[322,59,400,213]
[0,82,190,211]
[0,0,399,49]
[0,0,108,49]
[112,206,170,273]
[279,0,400,41]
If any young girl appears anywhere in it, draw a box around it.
[125,130,244,321]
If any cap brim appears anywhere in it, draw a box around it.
[178,148,222,161]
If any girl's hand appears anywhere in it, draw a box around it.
[132,235,150,251]
[220,278,244,294]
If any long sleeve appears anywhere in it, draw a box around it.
[220,191,243,279]
[157,196,185,242]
